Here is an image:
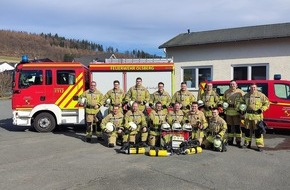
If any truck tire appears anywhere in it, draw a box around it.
[33,112,56,132]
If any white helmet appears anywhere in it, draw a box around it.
[145,102,150,108]
[172,122,182,131]
[182,123,192,131]
[239,104,247,112]
[197,100,204,107]
[105,122,115,132]
[222,102,229,109]
[161,122,171,131]
[106,98,111,105]
[213,138,222,151]
[129,101,134,107]
[128,121,137,131]
[79,97,86,105]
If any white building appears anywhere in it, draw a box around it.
[0,62,14,72]
[159,22,290,95]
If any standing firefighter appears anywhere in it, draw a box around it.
[125,77,150,113]
[185,101,208,145]
[222,80,244,148]
[79,81,103,143]
[101,105,124,147]
[171,82,195,114]
[122,102,147,148]
[102,80,125,113]
[150,82,171,113]
[242,83,269,152]
[199,82,220,122]
[202,107,227,152]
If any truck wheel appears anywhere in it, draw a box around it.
[33,113,56,132]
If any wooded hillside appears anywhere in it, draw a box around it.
[0,30,160,61]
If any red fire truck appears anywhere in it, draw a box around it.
[12,58,174,132]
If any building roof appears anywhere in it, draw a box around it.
[74,53,117,66]
[159,22,290,48]
[0,62,14,72]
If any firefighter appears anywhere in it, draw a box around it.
[125,77,150,113]
[148,101,167,147]
[122,102,147,148]
[223,80,245,148]
[185,101,208,145]
[242,83,269,152]
[202,107,227,152]
[171,82,195,114]
[166,102,184,125]
[199,82,220,122]
[149,82,171,113]
[102,80,125,113]
[79,81,103,143]
[101,105,124,147]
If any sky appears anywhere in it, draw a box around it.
[1,0,290,56]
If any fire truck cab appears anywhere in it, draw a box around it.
[211,77,290,129]
[12,59,89,132]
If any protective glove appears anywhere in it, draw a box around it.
[256,109,262,114]
[186,105,190,109]
[143,101,147,105]
[185,120,190,124]
[162,105,167,109]
[149,103,153,107]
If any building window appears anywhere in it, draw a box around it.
[233,64,268,80]
[182,67,212,89]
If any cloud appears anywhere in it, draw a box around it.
[1,0,290,56]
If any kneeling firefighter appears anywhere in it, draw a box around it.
[101,105,124,147]
[121,102,148,150]
[202,107,227,152]
[148,101,167,147]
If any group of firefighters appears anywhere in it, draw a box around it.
[79,77,269,153]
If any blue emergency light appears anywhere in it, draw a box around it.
[21,55,29,63]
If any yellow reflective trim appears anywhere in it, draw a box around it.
[55,73,83,107]
[60,79,83,108]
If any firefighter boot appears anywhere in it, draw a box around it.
[236,141,243,148]
[247,141,252,149]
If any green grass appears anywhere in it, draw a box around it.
[0,56,20,63]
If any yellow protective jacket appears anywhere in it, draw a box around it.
[243,91,269,121]
[185,110,208,130]
[80,89,103,115]
[124,110,147,135]
[207,116,227,139]
[102,88,125,111]
[200,90,220,118]
[150,90,171,107]
[166,110,184,125]
[171,90,195,109]
[101,112,124,131]
[149,109,167,135]
[125,85,150,110]
[223,88,244,116]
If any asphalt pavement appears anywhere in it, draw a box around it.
[1,99,290,190]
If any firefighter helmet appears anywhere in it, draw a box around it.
[182,123,192,131]
[128,121,137,131]
[197,100,204,107]
[105,122,115,132]
[129,101,134,107]
[172,122,182,131]
[161,122,171,131]
[213,138,222,151]
[79,97,86,105]
[239,104,247,112]
[222,102,229,109]
[106,98,111,105]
